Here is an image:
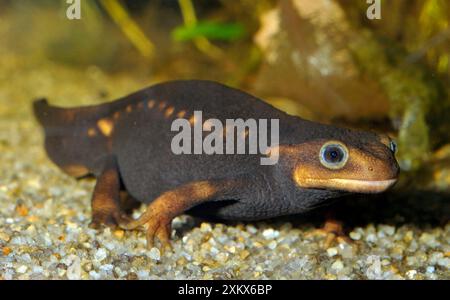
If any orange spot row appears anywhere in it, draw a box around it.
[88,99,197,138]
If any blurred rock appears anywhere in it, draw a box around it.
[253,0,390,121]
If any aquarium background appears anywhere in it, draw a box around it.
[0,0,448,279]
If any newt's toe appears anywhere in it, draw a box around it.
[90,210,132,230]
[306,219,352,248]
[119,209,173,252]
[154,223,173,252]
[143,218,172,251]
[89,215,117,229]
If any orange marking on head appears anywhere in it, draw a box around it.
[97,118,114,136]
[165,106,175,118]
[87,127,97,137]
[177,110,186,118]
[148,100,155,109]
[126,105,133,113]
[113,111,120,120]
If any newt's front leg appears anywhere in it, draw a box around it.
[120,180,234,250]
[89,157,131,229]
[306,211,351,247]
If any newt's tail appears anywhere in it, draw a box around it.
[32,98,111,177]
[33,98,54,127]
[33,98,83,129]
[33,98,113,131]
[33,98,79,138]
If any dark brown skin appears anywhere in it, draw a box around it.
[33,80,400,249]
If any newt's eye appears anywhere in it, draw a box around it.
[389,140,397,154]
[319,142,349,170]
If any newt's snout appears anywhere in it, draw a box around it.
[290,135,400,194]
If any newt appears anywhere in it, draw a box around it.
[33,80,399,249]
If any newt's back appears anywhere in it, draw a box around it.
[101,80,290,202]
[33,80,291,199]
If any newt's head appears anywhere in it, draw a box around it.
[281,128,399,194]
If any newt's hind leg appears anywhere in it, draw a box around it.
[89,157,132,229]
[120,180,232,251]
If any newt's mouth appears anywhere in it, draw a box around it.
[296,178,398,193]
